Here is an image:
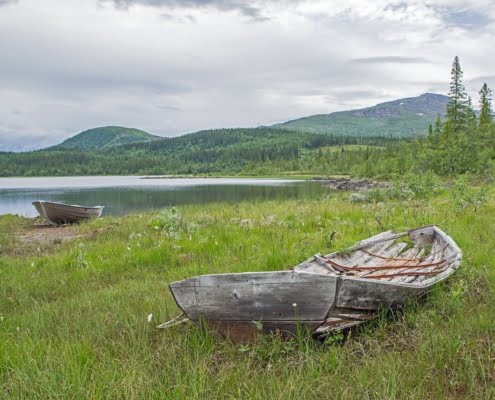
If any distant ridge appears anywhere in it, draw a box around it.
[11,93,451,154]
[275,93,449,138]
[55,126,160,150]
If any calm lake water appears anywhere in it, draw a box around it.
[0,176,329,217]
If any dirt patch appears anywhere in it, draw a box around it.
[19,224,114,245]
[312,177,389,191]
[2,222,114,257]
[19,224,84,246]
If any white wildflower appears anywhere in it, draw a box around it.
[292,303,297,307]
[261,215,276,226]
[349,192,367,203]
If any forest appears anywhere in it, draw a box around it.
[0,128,397,176]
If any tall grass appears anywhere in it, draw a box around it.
[1,189,494,399]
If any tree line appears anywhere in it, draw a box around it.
[0,128,397,176]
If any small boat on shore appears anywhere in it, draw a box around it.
[163,225,462,341]
[32,201,104,226]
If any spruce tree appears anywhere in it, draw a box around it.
[434,114,442,135]
[446,56,469,133]
[479,83,493,128]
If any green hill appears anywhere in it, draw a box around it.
[0,127,395,176]
[55,126,160,150]
[275,93,448,137]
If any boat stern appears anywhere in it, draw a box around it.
[168,271,339,341]
[169,277,200,320]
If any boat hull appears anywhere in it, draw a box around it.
[170,271,339,340]
[33,201,104,226]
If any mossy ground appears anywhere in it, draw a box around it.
[1,189,494,399]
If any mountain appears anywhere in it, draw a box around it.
[275,93,449,138]
[55,126,160,150]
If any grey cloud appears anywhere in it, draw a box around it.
[160,12,196,22]
[418,81,448,95]
[467,75,495,85]
[155,104,181,111]
[0,63,192,97]
[329,89,390,102]
[66,76,190,94]
[0,128,55,152]
[443,9,492,29]
[102,0,266,19]
[383,2,408,13]
[350,56,431,64]
[0,0,18,6]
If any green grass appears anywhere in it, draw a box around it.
[1,189,494,399]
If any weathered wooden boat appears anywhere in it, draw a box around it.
[32,200,104,226]
[161,225,462,341]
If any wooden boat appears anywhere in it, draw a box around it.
[32,200,104,226]
[163,225,462,341]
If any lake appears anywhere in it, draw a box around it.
[0,176,329,217]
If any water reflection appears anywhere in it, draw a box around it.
[0,179,328,217]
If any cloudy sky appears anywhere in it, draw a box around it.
[1,0,494,151]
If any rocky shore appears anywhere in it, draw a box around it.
[312,177,389,191]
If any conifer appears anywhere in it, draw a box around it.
[479,83,493,129]
[446,56,469,133]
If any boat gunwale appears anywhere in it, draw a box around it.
[32,200,104,210]
[168,225,462,290]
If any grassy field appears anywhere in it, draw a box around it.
[1,187,494,399]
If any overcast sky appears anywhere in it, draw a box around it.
[1,0,495,151]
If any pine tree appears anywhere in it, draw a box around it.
[479,83,493,129]
[434,114,442,134]
[446,56,469,133]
